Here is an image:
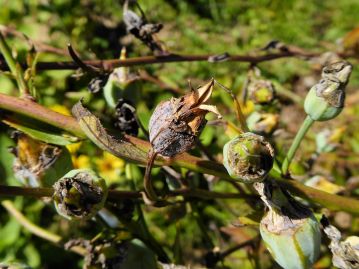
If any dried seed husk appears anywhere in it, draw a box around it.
[53,169,108,220]
[11,134,73,187]
[304,61,352,121]
[223,132,274,183]
[148,79,221,157]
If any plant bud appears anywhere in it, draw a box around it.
[304,61,352,121]
[149,79,221,157]
[255,181,321,269]
[248,80,275,105]
[53,169,108,220]
[223,132,274,183]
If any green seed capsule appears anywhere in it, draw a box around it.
[304,61,352,121]
[248,80,275,105]
[260,210,321,269]
[53,169,108,220]
[255,181,321,269]
[223,132,274,183]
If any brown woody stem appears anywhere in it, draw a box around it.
[0,50,343,72]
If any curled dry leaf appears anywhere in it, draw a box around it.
[321,216,359,269]
[72,101,147,164]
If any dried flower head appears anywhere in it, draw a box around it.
[10,133,73,187]
[223,132,274,183]
[53,169,108,220]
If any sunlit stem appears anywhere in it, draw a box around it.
[281,115,314,175]
[0,32,28,97]
[214,80,249,133]
[1,200,87,256]
[144,150,160,202]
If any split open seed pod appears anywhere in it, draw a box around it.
[53,169,108,220]
[223,132,274,183]
[149,78,221,157]
[304,61,352,121]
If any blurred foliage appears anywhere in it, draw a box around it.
[0,0,359,268]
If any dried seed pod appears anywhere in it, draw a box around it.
[114,98,139,136]
[248,79,275,105]
[65,237,129,269]
[255,181,321,269]
[304,61,352,121]
[53,169,108,220]
[87,74,109,93]
[321,216,359,269]
[149,78,221,157]
[223,132,274,183]
[11,133,73,187]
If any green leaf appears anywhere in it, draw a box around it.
[2,120,80,146]
[121,239,157,269]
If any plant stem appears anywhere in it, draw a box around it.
[1,200,87,256]
[0,32,28,96]
[0,93,85,137]
[0,185,256,201]
[281,115,314,175]
[0,51,332,72]
[2,95,359,214]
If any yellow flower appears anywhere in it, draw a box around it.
[242,100,255,115]
[72,154,91,169]
[66,142,82,154]
[95,152,125,184]
[49,104,71,116]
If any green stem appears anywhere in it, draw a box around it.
[0,93,85,137]
[1,200,87,256]
[0,32,28,96]
[2,95,359,214]
[281,115,314,175]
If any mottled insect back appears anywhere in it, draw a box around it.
[149,78,221,157]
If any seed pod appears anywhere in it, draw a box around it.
[255,181,321,269]
[260,211,321,269]
[223,132,274,183]
[304,61,352,121]
[248,80,275,105]
[321,216,359,269]
[149,79,221,157]
[88,74,109,93]
[53,169,108,220]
